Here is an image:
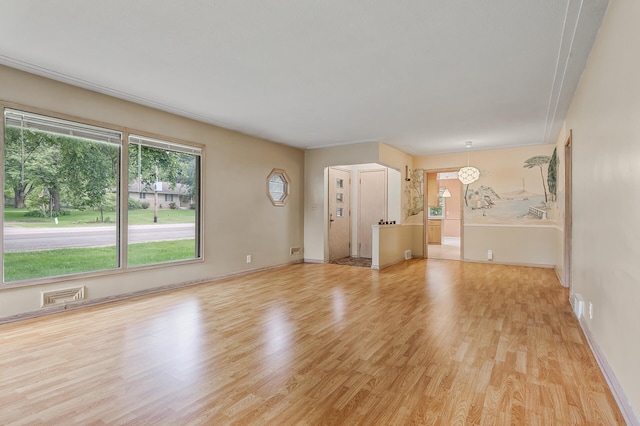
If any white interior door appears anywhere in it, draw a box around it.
[328,167,351,260]
[358,169,387,258]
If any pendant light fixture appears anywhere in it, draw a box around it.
[458,141,480,184]
[441,175,452,198]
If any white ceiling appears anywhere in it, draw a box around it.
[0,1,609,155]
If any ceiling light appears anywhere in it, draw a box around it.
[458,141,480,184]
[441,175,452,198]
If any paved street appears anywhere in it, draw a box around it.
[3,223,195,252]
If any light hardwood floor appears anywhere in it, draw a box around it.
[0,260,624,425]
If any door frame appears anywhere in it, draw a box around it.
[564,130,573,289]
[423,168,464,260]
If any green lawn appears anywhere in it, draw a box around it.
[4,240,196,282]
[128,239,197,267]
[3,208,195,228]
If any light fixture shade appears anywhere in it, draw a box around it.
[458,166,480,184]
[441,188,452,198]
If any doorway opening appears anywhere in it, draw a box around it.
[425,171,462,260]
[327,164,401,267]
[328,167,351,262]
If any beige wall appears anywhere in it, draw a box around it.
[409,224,424,258]
[563,0,640,416]
[0,65,304,319]
[464,225,557,266]
[415,145,558,266]
[371,225,412,269]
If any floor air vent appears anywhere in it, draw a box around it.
[41,286,85,307]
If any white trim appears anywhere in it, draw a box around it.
[305,137,385,150]
[464,223,558,229]
[0,260,303,325]
[372,257,408,270]
[0,54,241,135]
[554,267,566,287]
[129,134,201,155]
[578,316,639,425]
[462,259,555,269]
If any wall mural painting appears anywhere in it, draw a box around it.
[465,147,558,225]
[403,168,424,223]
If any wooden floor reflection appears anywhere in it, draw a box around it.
[0,260,624,424]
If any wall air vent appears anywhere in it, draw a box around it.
[290,247,303,255]
[41,286,85,308]
[404,250,412,260]
[570,293,584,319]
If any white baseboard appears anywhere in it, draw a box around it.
[462,258,555,269]
[0,260,304,325]
[554,267,568,287]
[372,257,410,270]
[578,316,639,425]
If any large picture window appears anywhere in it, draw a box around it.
[2,108,202,284]
[3,109,122,282]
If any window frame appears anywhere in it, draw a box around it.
[266,168,290,206]
[1,102,204,289]
[127,133,202,267]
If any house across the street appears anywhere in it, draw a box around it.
[127,180,193,209]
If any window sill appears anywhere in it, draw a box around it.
[0,257,204,291]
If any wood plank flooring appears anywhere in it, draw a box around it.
[0,260,624,425]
